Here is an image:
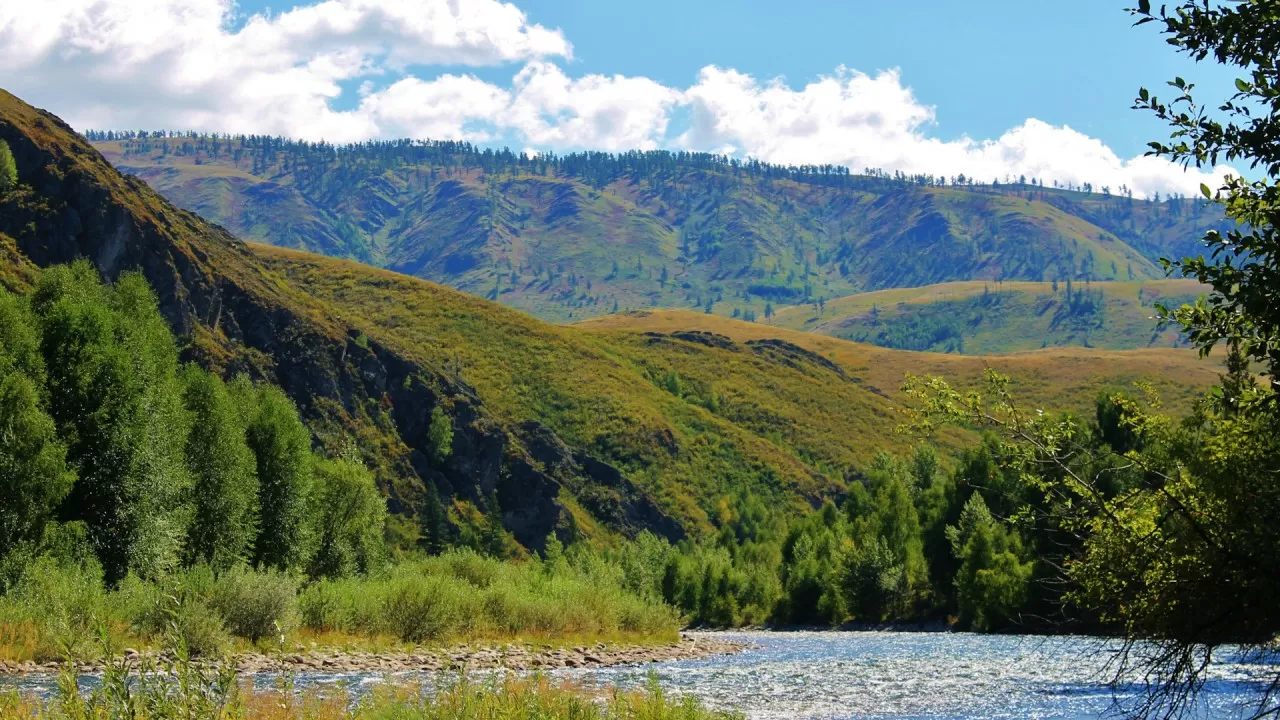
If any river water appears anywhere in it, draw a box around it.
[557,631,1276,720]
[7,631,1275,718]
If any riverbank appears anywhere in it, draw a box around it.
[0,633,747,676]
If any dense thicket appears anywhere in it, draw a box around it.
[608,436,1118,632]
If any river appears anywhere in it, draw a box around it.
[557,631,1276,720]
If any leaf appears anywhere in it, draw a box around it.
[1201,183,1212,199]
[1235,78,1251,92]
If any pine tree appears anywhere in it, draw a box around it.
[1220,338,1257,415]
[482,492,507,559]
[418,483,447,555]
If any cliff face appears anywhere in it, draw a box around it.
[0,90,679,551]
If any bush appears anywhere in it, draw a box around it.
[119,567,228,657]
[208,566,298,642]
[382,573,467,643]
[0,555,108,660]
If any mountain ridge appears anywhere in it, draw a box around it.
[90,133,1229,323]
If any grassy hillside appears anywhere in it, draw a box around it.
[92,135,1227,324]
[578,310,1222,417]
[773,279,1206,353]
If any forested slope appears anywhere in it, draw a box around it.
[90,133,1228,323]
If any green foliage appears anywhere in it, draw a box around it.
[308,455,386,579]
[0,369,73,561]
[90,130,1225,325]
[242,383,314,572]
[1134,2,1280,389]
[903,365,1280,712]
[417,484,447,555]
[181,368,258,570]
[207,565,298,642]
[0,140,15,193]
[946,494,1033,631]
[784,279,1201,354]
[426,405,453,466]
[33,262,191,583]
[298,549,678,643]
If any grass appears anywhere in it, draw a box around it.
[773,279,1207,353]
[0,551,678,664]
[251,245,1224,531]
[0,663,739,719]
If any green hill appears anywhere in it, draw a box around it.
[772,279,1206,353]
[89,134,1228,324]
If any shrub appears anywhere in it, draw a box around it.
[382,573,467,643]
[208,566,298,642]
[119,567,228,657]
[1,556,108,660]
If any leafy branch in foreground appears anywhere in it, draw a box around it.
[1131,0,1280,391]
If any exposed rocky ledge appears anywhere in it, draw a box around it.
[0,634,747,676]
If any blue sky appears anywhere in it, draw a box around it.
[518,0,1240,157]
[1,0,1238,196]
[228,0,1239,158]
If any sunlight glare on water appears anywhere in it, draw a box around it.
[556,631,1275,720]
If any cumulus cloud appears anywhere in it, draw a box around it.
[0,0,1230,196]
[506,62,682,151]
[0,0,570,141]
[679,66,1231,198]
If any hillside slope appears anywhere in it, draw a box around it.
[774,279,1205,354]
[578,310,1222,417]
[91,135,1228,323]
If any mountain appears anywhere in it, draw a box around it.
[772,279,1205,354]
[89,134,1229,324]
[0,93,1223,553]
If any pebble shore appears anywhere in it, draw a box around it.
[0,633,746,676]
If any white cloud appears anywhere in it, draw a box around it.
[505,61,682,151]
[0,0,1230,197]
[0,0,569,141]
[360,74,511,141]
[679,66,1231,198]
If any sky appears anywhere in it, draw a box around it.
[0,0,1243,197]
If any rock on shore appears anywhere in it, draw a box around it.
[0,634,746,676]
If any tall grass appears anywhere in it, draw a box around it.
[0,661,740,719]
[0,549,679,662]
[299,551,678,643]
